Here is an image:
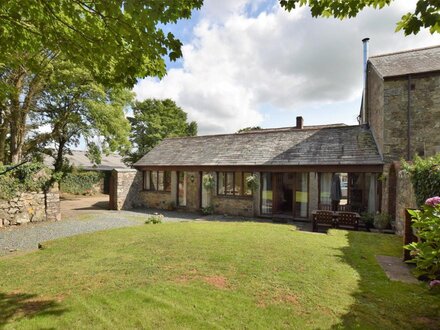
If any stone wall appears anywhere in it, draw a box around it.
[381,74,440,162]
[212,195,254,217]
[394,168,417,236]
[138,191,174,210]
[0,184,61,227]
[109,169,142,210]
[366,65,385,157]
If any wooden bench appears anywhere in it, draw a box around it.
[335,211,360,231]
[313,210,360,232]
[312,210,335,232]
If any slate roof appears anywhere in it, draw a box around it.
[369,45,440,78]
[44,150,128,171]
[134,125,383,167]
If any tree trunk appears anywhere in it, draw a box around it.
[0,106,9,163]
[54,138,66,173]
[9,70,42,164]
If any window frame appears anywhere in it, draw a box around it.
[144,170,171,192]
[217,171,253,197]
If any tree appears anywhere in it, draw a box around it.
[28,61,133,173]
[279,0,440,35]
[237,126,262,133]
[126,99,197,164]
[0,51,56,164]
[0,0,203,164]
[0,0,204,86]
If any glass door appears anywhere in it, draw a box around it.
[261,172,273,215]
[293,173,308,218]
[261,172,308,219]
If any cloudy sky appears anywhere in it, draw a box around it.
[134,0,440,135]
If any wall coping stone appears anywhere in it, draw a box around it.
[113,168,137,173]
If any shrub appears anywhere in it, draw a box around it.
[402,154,440,207]
[0,162,51,200]
[201,206,214,215]
[374,213,391,230]
[246,174,259,191]
[145,213,163,224]
[61,170,102,195]
[360,212,375,229]
[202,174,215,190]
[404,197,440,280]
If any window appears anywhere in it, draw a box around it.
[226,172,233,195]
[319,173,332,206]
[143,170,171,192]
[177,172,186,206]
[218,172,225,195]
[150,171,158,190]
[143,171,150,190]
[261,172,272,214]
[217,172,253,196]
[243,172,252,196]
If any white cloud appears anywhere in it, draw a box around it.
[134,0,439,135]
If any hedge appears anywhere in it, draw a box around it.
[403,154,440,206]
[61,171,103,195]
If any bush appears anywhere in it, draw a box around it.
[402,154,440,207]
[404,197,440,280]
[360,212,375,229]
[202,174,215,190]
[145,213,163,224]
[201,206,214,215]
[61,170,102,195]
[374,213,391,230]
[0,162,51,200]
[246,174,259,191]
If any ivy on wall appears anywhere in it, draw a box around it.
[402,154,440,206]
[60,171,103,195]
[0,162,51,200]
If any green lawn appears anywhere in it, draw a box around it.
[0,222,439,329]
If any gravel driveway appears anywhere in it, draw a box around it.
[0,208,202,257]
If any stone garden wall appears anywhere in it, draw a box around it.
[0,184,61,227]
[109,169,142,210]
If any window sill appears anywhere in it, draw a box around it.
[141,190,172,194]
[215,195,253,200]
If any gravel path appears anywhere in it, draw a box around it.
[0,209,202,257]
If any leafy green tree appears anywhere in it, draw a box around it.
[0,0,202,164]
[279,0,440,35]
[0,52,56,164]
[237,126,262,133]
[0,0,203,86]
[28,61,133,173]
[126,99,197,164]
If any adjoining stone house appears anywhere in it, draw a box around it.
[362,45,440,227]
[133,121,383,220]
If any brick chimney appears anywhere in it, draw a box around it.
[296,116,304,129]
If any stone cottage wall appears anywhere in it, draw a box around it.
[109,169,142,210]
[381,75,440,162]
[0,184,61,228]
[394,169,417,236]
[212,195,254,217]
[138,191,174,210]
[366,65,385,157]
